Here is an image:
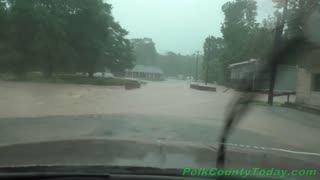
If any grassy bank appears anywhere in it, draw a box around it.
[235,95,284,106]
[0,73,143,86]
[248,100,283,106]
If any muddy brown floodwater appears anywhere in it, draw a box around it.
[0,80,320,153]
[0,80,234,120]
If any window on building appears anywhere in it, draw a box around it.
[312,73,320,92]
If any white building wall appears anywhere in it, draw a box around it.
[296,68,320,108]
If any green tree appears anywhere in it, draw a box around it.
[203,0,275,85]
[131,38,157,66]
[68,0,111,77]
[202,36,225,84]
[247,23,274,60]
[0,1,6,37]
[0,0,8,72]
[285,0,320,38]
[32,0,76,77]
[106,21,136,76]
[3,0,39,77]
[271,0,320,41]
[1,0,135,78]
[221,0,258,62]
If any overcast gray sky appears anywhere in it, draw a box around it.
[107,0,275,55]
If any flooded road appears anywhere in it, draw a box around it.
[0,80,320,154]
[0,80,232,120]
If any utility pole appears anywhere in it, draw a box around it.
[205,44,213,85]
[205,47,212,85]
[205,54,209,85]
[195,51,200,82]
[268,0,288,105]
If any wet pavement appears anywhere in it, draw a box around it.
[0,80,320,154]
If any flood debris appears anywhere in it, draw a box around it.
[125,81,141,90]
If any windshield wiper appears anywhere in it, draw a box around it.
[216,37,309,169]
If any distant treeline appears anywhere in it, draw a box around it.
[0,0,135,78]
[130,38,202,78]
[157,52,202,78]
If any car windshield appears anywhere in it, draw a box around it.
[0,0,320,179]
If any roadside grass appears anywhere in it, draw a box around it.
[248,100,283,106]
[240,100,284,106]
[0,73,143,86]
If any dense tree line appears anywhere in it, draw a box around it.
[202,0,320,85]
[278,0,320,39]
[202,0,275,85]
[0,0,135,78]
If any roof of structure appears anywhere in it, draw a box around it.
[228,59,262,69]
[126,65,163,74]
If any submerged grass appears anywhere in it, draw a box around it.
[0,73,143,86]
